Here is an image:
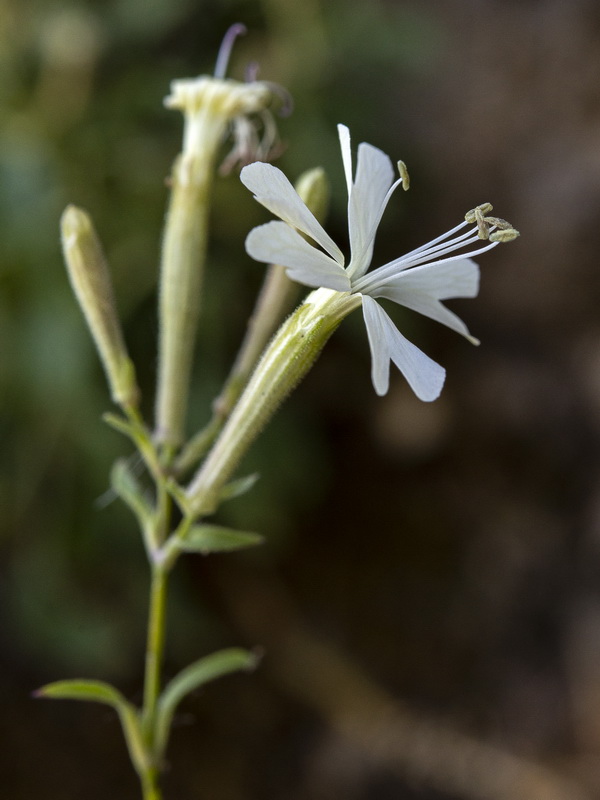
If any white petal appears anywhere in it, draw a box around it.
[337,124,353,197]
[368,258,480,341]
[381,291,479,343]
[347,142,395,280]
[361,296,445,400]
[240,162,344,264]
[368,257,480,300]
[245,222,351,292]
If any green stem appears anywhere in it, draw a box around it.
[143,566,169,740]
[138,564,170,796]
[174,414,222,477]
[141,767,163,800]
[138,565,170,800]
[131,448,177,800]
[155,483,171,549]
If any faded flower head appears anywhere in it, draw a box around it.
[241,125,518,401]
[165,24,289,172]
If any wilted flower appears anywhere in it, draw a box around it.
[156,24,291,447]
[165,23,289,175]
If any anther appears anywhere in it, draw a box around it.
[397,160,410,191]
[465,203,493,223]
[484,216,511,230]
[475,206,490,240]
[489,228,520,243]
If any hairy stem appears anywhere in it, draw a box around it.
[143,566,169,740]
[138,560,171,800]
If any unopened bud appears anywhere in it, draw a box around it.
[295,167,330,223]
[61,205,139,408]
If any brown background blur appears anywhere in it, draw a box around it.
[2,0,600,798]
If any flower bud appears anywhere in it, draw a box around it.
[294,167,330,225]
[60,205,139,408]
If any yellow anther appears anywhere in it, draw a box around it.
[489,228,520,243]
[484,216,512,230]
[465,203,493,223]
[475,206,490,240]
[397,160,410,191]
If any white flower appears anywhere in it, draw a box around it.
[241,125,517,400]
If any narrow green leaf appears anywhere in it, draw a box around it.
[102,413,157,472]
[219,472,259,502]
[179,524,264,555]
[102,411,133,437]
[118,703,150,776]
[110,458,153,525]
[35,679,149,775]
[155,648,260,756]
[165,477,191,513]
[35,678,126,705]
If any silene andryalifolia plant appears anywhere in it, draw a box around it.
[35,24,518,800]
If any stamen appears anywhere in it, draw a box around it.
[401,220,470,260]
[354,238,499,295]
[214,23,247,79]
[394,225,480,270]
[397,160,410,191]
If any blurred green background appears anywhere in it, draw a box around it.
[2,0,600,798]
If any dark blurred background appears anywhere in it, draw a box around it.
[2,0,600,797]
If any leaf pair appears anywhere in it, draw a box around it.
[35,647,260,765]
